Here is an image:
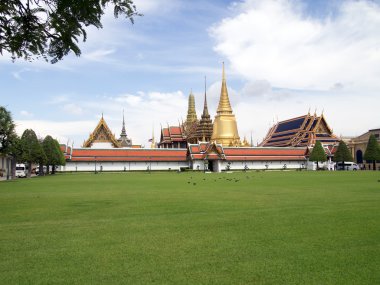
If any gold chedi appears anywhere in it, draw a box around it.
[211,63,241,146]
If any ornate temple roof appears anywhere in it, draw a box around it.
[159,125,186,144]
[260,112,339,147]
[188,143,306,161]
[83,115,121,148]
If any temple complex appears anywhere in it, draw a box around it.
[58,63,350,173]
[210,63,241,146]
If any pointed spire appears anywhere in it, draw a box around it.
[217,62,233,114]
[186,90,197,123]
[121,109,126,136]
[202,76,210,117]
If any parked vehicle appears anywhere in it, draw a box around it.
[15,164,27,178]
[336,162,360,171]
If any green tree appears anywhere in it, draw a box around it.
[0,0,140,63]
[0,106,17,154]
[43,135,65,174]
[20,129,46,177]
[333,140,353,170]
[364,134,380,171]
[309,140,327,170]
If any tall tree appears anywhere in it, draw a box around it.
[0,106,17,154]
[20,129,46,177]
[309,140,327,170]
[0,0,140,63]
[333,140,353,170]
[43,135,65,174]
[364,134,380,171]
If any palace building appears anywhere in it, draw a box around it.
[59,63,345,172]
[260,112,339,148]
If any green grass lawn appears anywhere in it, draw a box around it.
[0,171,379,284]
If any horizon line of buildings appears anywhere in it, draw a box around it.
[55,64,379,172]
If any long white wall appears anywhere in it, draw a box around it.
[60,161,189,172]
[192,160,306,172]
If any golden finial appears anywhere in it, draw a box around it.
[222,61,225,81]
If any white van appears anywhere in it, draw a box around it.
[16,164,27,178]
[336,162,360,171]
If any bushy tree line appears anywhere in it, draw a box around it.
[0,106,65,178]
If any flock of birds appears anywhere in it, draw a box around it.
[186,174,257,186]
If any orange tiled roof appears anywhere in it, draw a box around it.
[68,148,187,162]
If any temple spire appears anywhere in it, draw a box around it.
[121,109,127,136]
[186,90,197,123]
[202,76,209,117]
[217,62,233,114]
[211,62,240,146]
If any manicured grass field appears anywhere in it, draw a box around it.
[0,171,379,284]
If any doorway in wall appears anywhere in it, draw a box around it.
[356,150,363,164]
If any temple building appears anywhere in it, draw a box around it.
[260,112,339,148]
[195,78,213,142]
[83,114,121,148]
[210,63,241,146]
[83,114,138,149]
[344,128,380,165]
[158,125,187,149]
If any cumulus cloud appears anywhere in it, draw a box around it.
[20,110,34,117]
[210,0,380,92]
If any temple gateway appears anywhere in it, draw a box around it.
[60,64,341,172]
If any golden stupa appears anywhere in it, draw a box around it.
[211,63,241,146]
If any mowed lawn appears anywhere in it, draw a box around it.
[0,171,379,284]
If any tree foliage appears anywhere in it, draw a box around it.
[21,129,46,176]
[333,140,353,163]
[364,134,380,170]
[0,0,140,63]
[43,135,65,174]
[0,106,17,154]
[309,140,327,169]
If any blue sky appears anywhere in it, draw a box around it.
[1,0,380,146]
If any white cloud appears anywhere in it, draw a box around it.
[210,0,380,92]
[62,103,84,115]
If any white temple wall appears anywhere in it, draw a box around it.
[191,159,306,172]
[60,161,189,172]
[221,160,305,171]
